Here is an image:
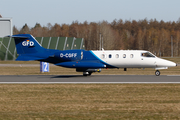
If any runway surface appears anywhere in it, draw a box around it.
[0,75,180,83]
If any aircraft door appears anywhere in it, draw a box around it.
[81,51,83,59]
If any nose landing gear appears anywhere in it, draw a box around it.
[155,70,160,76]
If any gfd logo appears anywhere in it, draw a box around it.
[22,40,34,46]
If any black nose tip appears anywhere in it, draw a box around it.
[176,64,177,66]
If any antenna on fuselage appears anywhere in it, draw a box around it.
[102,34,103,50]
[99,33,101,50]
[99,33,104,51]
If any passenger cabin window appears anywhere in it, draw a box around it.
[123,54,126,58]
[115,54,119,58]
[109,54,112,58]
[141,52,155,57]
[130,54,134,58]
[101,54,106,59]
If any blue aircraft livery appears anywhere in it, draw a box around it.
[8,34,177,76]
[22,40,34,46]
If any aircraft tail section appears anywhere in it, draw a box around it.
[9,34,45,55]
[8,34,47,61]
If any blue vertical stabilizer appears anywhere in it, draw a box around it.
[9,34,45,54]
[7,34,48,61]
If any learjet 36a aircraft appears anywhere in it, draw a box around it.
[8,34,177,76]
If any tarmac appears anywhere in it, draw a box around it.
[0,64,180,84]
[0,75,180,83]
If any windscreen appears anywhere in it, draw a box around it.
[141,52,155,57]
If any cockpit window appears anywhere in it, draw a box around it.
[141,52,155,57]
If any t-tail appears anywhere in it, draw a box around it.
[8,34,53,61]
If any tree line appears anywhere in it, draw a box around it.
[13,19,180,57]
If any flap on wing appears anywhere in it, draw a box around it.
[55,62,106,68]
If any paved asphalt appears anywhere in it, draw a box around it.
[0,75,180,83]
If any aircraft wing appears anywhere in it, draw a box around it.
[55,61,106,68]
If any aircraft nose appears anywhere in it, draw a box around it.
[156,58,177,67]
[164,59,176,67]
[170,62,177,67]
[169,62,177,67]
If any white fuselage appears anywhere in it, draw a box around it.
[91,50,176,69]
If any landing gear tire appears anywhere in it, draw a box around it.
[155,70,160,76]
[83,72,92,76]
[89,72,92,76]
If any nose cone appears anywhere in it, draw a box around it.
[156,58,177,67]
[169,61,177,67]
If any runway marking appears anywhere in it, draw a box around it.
[167,75,180,76]
[1,82,180,84]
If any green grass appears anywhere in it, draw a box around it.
[0,84,180,119]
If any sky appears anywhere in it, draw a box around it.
[1,0,180,29]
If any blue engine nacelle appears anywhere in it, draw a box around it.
[54,50,83,61]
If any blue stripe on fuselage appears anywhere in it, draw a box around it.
[81,51,117,68]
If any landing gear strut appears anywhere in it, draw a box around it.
[155,70,160,76]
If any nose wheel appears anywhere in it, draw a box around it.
[155,70,160,76]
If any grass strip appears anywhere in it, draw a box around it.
[0,84,180,119]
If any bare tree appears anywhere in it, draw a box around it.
[13,19,180,57]
[19,24,30,34]
[13,26,19,35]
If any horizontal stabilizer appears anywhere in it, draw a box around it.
[7,35,29,39]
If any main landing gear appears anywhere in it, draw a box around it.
[155,70,160,76]
[83,72,92,76]
[79,69,101,76]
